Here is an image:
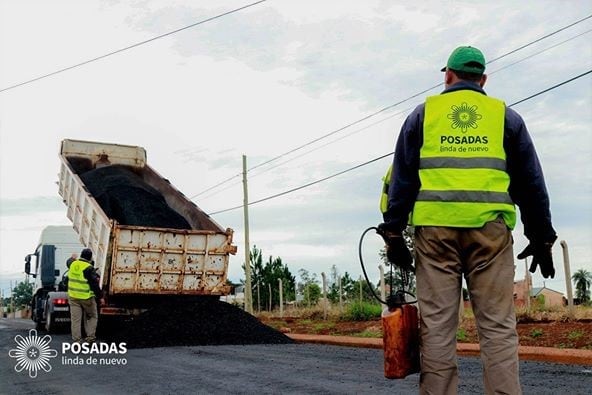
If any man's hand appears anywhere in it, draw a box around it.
[99,298,106,307]
[517,238,557,279]
[377,224,414,272]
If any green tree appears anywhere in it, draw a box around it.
[572,269,592,304]
[327,265,341,303]
[352,277,379,302]
[298,269,321,306]
[379,226,416,295]
[381,268,416,296]
[340,272,356,300]
[244,245,295,311]
[12,280,33,310]
[326,267,357,304]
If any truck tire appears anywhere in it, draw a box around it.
[33,296,44,331]
[45,308,55,333]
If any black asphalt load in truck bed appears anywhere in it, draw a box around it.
[79,164,191,229]
[99,299,293,348]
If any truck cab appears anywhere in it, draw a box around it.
[25,225,84,332]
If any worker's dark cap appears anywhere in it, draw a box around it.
[441,46,486,74]
[80,248,93,261]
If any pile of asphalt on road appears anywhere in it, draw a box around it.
[79,164,190,229]
[99,298,293,348]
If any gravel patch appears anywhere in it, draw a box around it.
[78,164,190,229]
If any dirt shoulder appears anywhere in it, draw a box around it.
[260,316,592,350]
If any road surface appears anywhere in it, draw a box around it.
[1,318,590,394]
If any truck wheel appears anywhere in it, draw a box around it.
[45,310,54,333]
[44,301,60,334]
[33,296,44,330]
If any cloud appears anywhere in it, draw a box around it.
[0,196,64,217]
[121,0,591,111]
[1,0,590,297]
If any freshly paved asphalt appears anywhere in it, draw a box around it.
[1,318,591,394]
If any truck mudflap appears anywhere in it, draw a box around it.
[109,227,235,295]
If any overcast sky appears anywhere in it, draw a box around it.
[1,0,591,298]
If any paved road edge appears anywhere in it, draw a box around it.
[287,333,592,366]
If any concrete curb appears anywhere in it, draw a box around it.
[287,334,592,366]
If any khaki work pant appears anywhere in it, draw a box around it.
[68,296,98,342]
[415,217,521,395]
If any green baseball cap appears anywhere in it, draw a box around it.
[441,46,486,74]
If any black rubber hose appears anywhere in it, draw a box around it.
[358,227,417,307]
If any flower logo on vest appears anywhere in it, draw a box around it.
[8,329,58,378]
[447,102,482,133]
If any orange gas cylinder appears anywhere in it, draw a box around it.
[381,304,420,379]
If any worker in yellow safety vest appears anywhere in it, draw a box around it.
[68,248,103,343]
[380,46,556,394]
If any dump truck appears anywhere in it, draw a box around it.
[56,139,237,316]
[25,225,84,332]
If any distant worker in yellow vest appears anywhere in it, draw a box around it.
[380,46,556,394]
[68,248,103,343]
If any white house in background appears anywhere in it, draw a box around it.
[530,286,565,308]
[514,279,565,308]
[220,285,244,306]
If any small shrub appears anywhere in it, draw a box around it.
[354,329,382,338]
[530,328,544,338]
[312,322,335,333]
[456,328,468,342]
[567,330,584,341]
[342,301,382,321]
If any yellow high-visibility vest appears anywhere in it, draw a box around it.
[68,259,94,300]
[411,90,516,228]
[380,165,393,214]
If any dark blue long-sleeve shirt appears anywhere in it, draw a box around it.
[382,81,556,244]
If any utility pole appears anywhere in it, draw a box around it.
[359,275,363,304]
[10,281,14,318]
[279,279,284,318]
[256,282,261,313]
[338,275,343,313]
[321,272,327,320]
[560,240,574,319]
[379,265,386,308]
[524,258,531,311]
[242,155,253,314]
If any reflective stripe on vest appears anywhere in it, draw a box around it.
[411,90,516,229]
[68,259,93,299]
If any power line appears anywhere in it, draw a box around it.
[487,14,592,64]
[240,14,592,174]
[193,106,416,201]
[195,106,416,201]
[189,173,242,200]
[488,29,592,77]
[207,68,592,216]
[192,25,592,201]
[209,152,394,215]
[243,27,592,182]
[248,106,415,180]
[0,0,267,93]
[510,69,591,106]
